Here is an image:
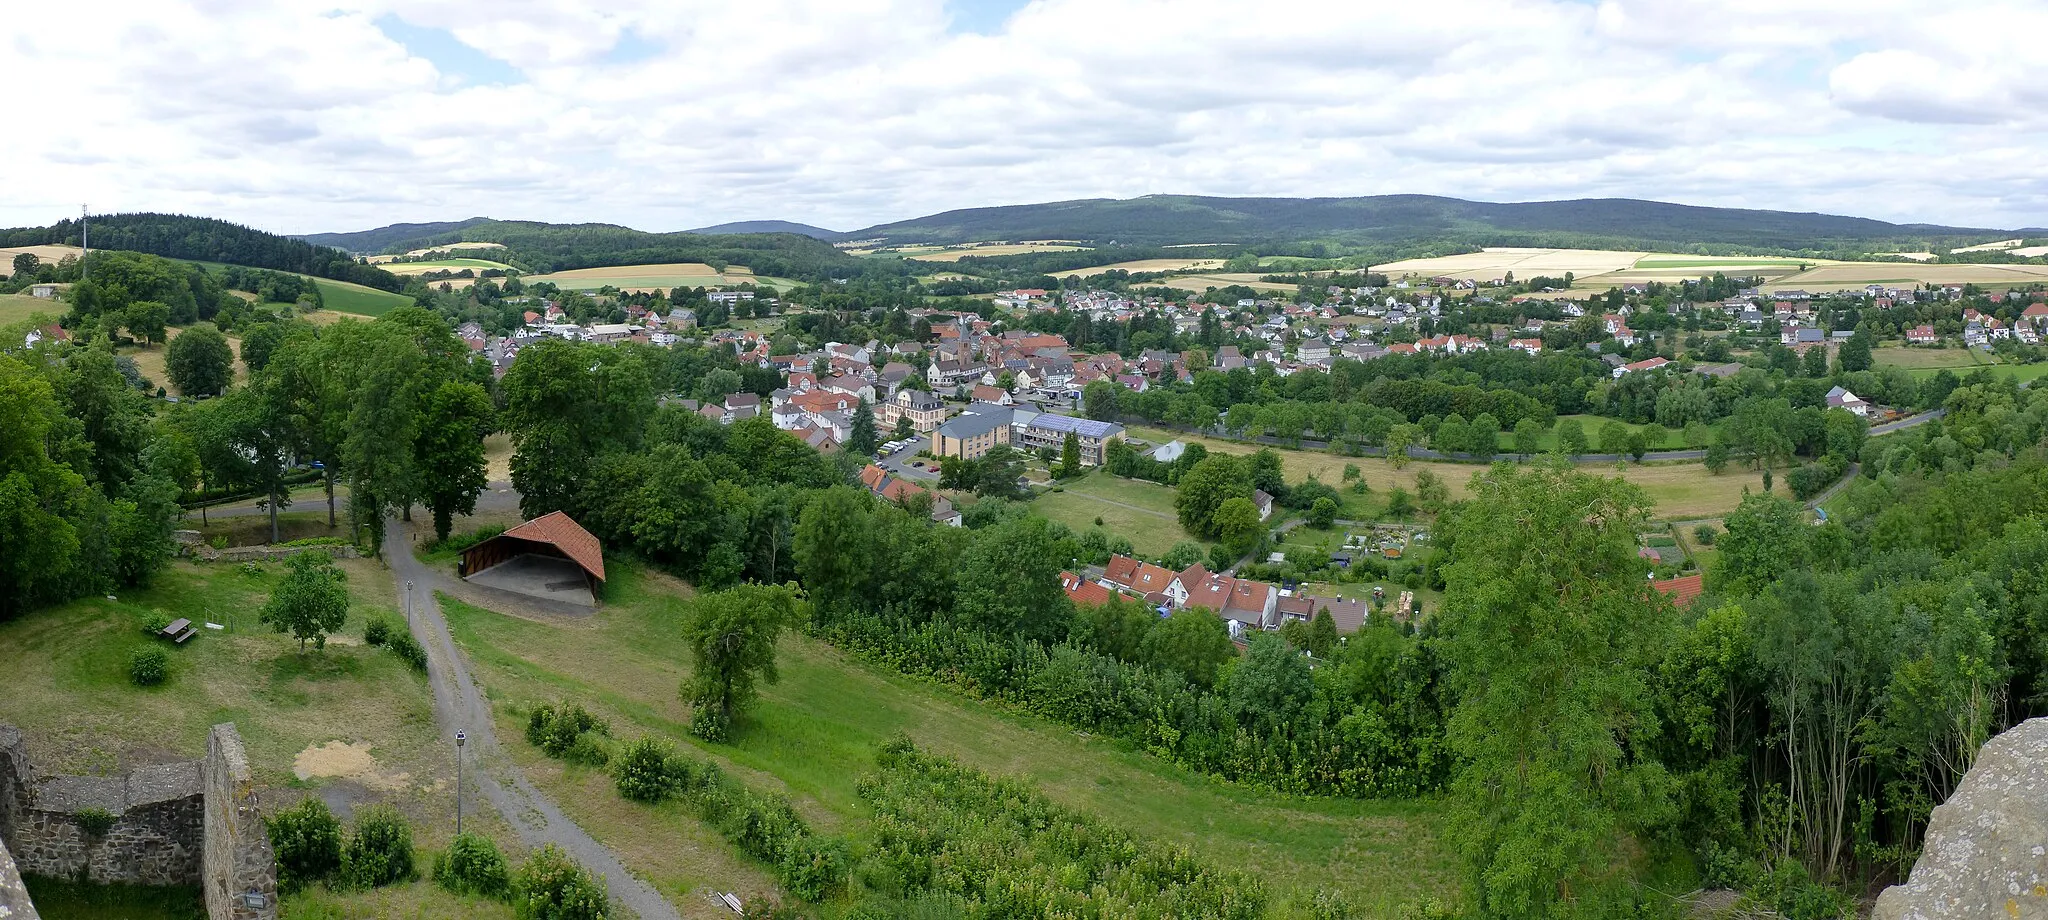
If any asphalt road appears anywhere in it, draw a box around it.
[386,516,680,920]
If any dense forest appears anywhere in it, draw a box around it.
[1,214,404,291]
[845,193,2010,253]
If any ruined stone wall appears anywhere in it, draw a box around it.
[1875,716,2048,920]
[6,764,202,885]
[202,725,274,920]
[0,724,274,920]
[0,835,38,920]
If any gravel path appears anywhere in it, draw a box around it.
[387,516,679,920]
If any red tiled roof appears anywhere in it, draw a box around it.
[1652,573,1704,608]
[501,511,606,582]
[1061,571,1112,607]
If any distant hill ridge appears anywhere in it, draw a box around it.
[686,219,841,239]
[302,195,2018,255]
[840,194,2011,249]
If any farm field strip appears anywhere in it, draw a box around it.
[1065,257,1227,276]
[906,243,1090,261]
[522,262,799,292]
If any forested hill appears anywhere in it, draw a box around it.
[2,213,404,292]
[297,217,493,254]
[847,193,2008,251]
[685,219,842,239]
[354,219,870,280]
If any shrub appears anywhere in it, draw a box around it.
[75,807,118,837]
[527,702,609,758]
[439,526,506,555]
[434,831,511,900]
[267,798,343,893]
[129,647,169,686]
[362,615,393,647]
[514,844,609,920]
[141,611,173,637]
[777,835,849,901]
[340,805,415,889]
[388,631,428,672]
[564,732,613,767]
[614,738,680,803]
[1695,524,1719,546]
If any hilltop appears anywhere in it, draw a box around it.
[297,218,495,254]
[841,193,2011,252]
[686,219,842,239]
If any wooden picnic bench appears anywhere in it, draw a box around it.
[160,618,197,644]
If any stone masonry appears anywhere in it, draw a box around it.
[1875,716,2048,919]
[0,835,38,920]
[0,724,274,920]
[202,725,275,920]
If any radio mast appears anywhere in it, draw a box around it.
[80,204,89,282]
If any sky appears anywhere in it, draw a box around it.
[2,0,2043,236]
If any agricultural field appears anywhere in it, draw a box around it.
[521,262,798,293]
[0,292,61,326]
[1032,474,1201,557]
[904,242,1090,261]
[1160,273,1300,293]
[367,242,507,262]
[1370,246,2048,295]
[0,244,83,277]
[1065,257,1226,276]
[374,257,518,275]
[312,276,421,316]
[442,562,1459,915]
[1873,344,2048,383]
[1767,261,2048,291]
[1124,425,1785,520]
[1371,247,1649,280]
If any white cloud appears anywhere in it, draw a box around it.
[0,0,2042,235]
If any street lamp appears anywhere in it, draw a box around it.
[455,729,467,836]
[405,581,413,626]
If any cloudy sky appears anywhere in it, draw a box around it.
[3,0,2042,236]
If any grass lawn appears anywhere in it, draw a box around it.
[1871,344,1986,370]
[20,876,203,920]
[1032,474,1202,558]
[1904,361,2048,383]
[0,291,61,327]
[1126,425,1781,520]
[0,557,522,919]
[312,277,414,317]
[1534,415,1699,453]
[441,564,1461,916]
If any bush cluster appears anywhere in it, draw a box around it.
[340,805,416,889]
[513,843,609,920]
[388,631,428,672]
[128,646,169,686]
[74,807,117,837]
[526,702,612,766]
[437,525,506,555]
[266,798,344,894]
[434,831,511,900]
[362,615,393,646]
[609,735,845,900]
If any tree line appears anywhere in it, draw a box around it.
[1,213,404,291]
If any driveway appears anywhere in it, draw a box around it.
[387,517,680,920]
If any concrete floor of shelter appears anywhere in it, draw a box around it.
[464,554,597,607]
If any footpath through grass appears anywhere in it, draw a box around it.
[442,563,1460,916]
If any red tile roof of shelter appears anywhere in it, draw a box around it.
[501,511,606,582]
[1652,573,1704,608]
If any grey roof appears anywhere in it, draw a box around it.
[1024,413,1124,439]
[937,406,1014,439]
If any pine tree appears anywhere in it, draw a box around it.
[849,398,878,457]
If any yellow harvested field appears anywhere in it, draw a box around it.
[1954,239,2023,253]
[906,243,1090,261]
[1884,252,1938,261]
[521,262,762,293]
[0,245,83,277]
[376,260,517,276]
[1068,258,1226,276]
[126,325,247,395]
[1768,262,2048,291]
[2012,246,2048,258]
[366,242,507,263]
[1126,425,1786,520]
[1160,273,1298,293]
[1372,247,1647,280]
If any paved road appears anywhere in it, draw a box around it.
[387,517,679,920]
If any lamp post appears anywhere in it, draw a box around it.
[405,581,413,626]
[455,729,467,836]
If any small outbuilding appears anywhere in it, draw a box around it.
[459,511,606,607]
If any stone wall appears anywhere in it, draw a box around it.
[202,725,274,920]
[0,724,274,920]
[1875,716,2048,920]
[0,835,38,920]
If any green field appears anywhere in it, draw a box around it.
[442,562,1459,915]
[312,276,415,317]
[0,292,60,327]
[1031,474,1201,558]
[1874,345,2048,382]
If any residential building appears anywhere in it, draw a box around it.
[882,389,947,434]
[1825,385,1870,417]
[1009,411,1126,466]
[1612,357,1671,378]
[930,404,1014,460]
